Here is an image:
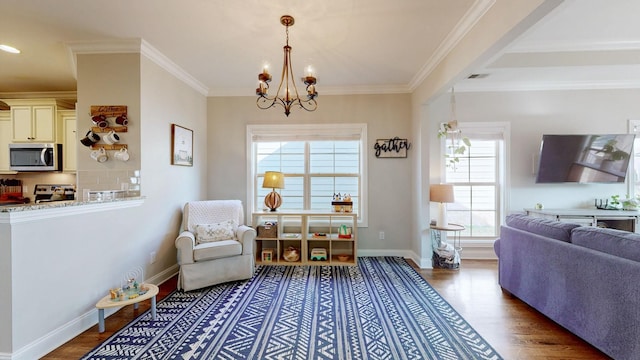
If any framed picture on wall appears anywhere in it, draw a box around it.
[171,124,193,166]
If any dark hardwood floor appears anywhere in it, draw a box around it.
[42,260,610,359]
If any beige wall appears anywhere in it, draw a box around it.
[76,53,142,195]
[207,94,417,259]
[0,51,207,358]
[139,54,208,273]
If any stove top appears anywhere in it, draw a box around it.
[34,184,76,203]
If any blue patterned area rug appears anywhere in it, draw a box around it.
[81,257,502,359]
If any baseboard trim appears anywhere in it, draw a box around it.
[460,246,498,260]
[8,264,179,360]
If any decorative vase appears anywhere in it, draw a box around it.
[283,247,300,262]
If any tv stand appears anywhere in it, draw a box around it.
[524,208,640,232]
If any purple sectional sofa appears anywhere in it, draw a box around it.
[494,214,640,360]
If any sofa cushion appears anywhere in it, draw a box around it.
[505,214,581,242]
[571,226,640,263]
[195,220,237,244]
[194,240,242,261]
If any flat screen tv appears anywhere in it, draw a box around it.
[535,134,635,183]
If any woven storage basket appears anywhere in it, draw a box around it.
[257,222,277,238]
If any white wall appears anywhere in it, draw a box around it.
[452,89,640,213]
[409,0,560,265]
[206,94,417,260]
[0,224,10,353]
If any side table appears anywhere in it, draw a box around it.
[95,283,159,333]
[431,223,465,251]
[430,223,465,269]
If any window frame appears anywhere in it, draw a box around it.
[247,123,368,227]
[441,122,510,243]
[628,120,640,199]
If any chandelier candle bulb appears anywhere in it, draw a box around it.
[305,66,314,77]
[257,81,267,96]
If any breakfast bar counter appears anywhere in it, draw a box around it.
[0,196,144,213]
[0,194,147,358]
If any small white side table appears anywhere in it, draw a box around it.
[95,284,159,333]
[430,223,465,269]
[430,223,465,252]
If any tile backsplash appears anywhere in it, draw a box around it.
[77,169,141,200]
[4,172,76,202]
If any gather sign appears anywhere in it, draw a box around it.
[374,137,411,158]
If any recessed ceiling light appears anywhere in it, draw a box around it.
[0,44,21,54]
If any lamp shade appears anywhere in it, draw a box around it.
[262,171,285,189]
[430,184,454,203]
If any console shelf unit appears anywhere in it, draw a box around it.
[525,208,640,232]
[252,210,357,266]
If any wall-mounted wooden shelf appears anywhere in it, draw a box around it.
[90,144,128,151]
[91,126,128,133]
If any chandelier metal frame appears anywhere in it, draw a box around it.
[256,15,318,117]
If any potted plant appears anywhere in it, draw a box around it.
[438,120,471,170]
[609,194,639,210]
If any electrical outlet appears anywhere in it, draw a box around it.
[150,251,157,264]
[379,231,385,240]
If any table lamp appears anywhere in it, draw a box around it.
[430,184,455,227]
[262,171,285,211]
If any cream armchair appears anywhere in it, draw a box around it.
[175,200,255,291]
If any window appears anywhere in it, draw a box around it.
[443,123,509,239]
[628,120,640,198]
[248,124,368,226]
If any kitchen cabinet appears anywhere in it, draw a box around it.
[58,110,77,172]
[11,105,55,142]
[3,99,74,143]
[0,111,15,174]
[252,211,357,266]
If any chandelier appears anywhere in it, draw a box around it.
[256,15,318,117]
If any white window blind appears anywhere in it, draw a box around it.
[248,124,368,226]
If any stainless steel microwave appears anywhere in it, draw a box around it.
[9,143,62,171]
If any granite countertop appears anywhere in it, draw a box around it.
[0,197,144,213]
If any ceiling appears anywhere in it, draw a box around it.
[0,0,638,98]
[457,0,640,92]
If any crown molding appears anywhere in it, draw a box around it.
[0,91,77,100]
[455,79,640,92]
[508,40,640,53]
[139,40,209,96]
[408,0,496,91]
[65,39,209,96]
